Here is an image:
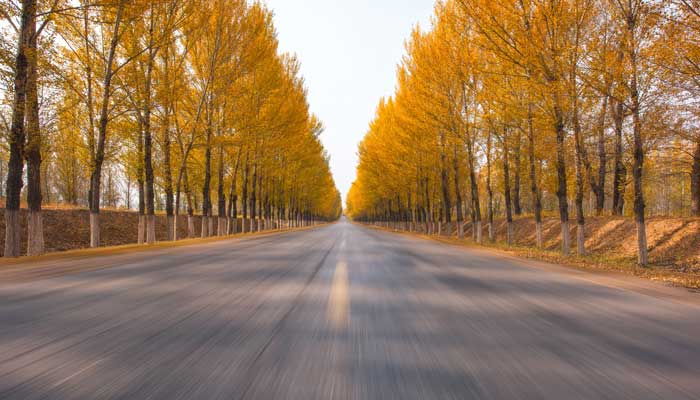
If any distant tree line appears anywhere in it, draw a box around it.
[0,0,342,257]
[346,0,700,265]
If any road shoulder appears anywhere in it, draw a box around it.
[357,223,700,308]
[0,225,328,283]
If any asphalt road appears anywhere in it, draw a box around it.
[1,220,700,399]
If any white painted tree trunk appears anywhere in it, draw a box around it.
[208,217,214,236]
[488,222,495,243]
[218,217,226,236]
[577,223,586,256]
[137,215,145,245]
[27,210,44,256]
[458,222,464,240]
[167,215,175,241]
[476,221,483,244]
[637,221,648,265]
[90,212,100,248]
[201,216,209,238]
[4,210,21,257]
[173,215,179,241]
[187,215,195,238]
[507,222,514,246]
[146,215,156,244]
[561,221,571,256]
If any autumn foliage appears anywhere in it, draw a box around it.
[347,0,700,265]
[0,0,341,257]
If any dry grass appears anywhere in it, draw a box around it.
[0,208,204,256]
[368,216,700,289]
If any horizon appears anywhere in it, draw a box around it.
[263,0,435,203]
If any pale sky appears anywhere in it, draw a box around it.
[262,0,435,204]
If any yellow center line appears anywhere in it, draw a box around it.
[327,260,349,330]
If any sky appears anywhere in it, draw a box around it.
[262,0,435,204]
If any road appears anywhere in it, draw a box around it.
[1,220,700,399]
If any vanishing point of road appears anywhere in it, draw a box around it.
[1,220,699,399]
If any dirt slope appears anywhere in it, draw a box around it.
[0,209,204,256]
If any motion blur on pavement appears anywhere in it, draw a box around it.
[1,221,699,399]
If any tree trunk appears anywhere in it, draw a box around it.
[513,128,522,216]
[137,126,145,245]
[228,158,239,235]
[201,119,212,238]
[174,148,189,240]
[527,104,543,249]
[630,51,648,266]
[580,97,608,217]
[251,163,258,233]
[89,0,125,248]
[467,139,482,244]
[242,154,249,233]
[503,128,514,246]
[4,0,34,258]
[184,167,195,238]
[573,101,586,256]
[138,215,145,245]
[612,98,626,216]
[163,126,174,240]
[486,131,495,243]
[595,97,608,215]
[161,47,175,241]
[439,134,452,229]
[143,26,156,245]
[691,138,700,216]
[26,3,43,256]
[217,144,226,236]
[227,152,240,235]
[188,215,195,238]
[137,178,146,244]
[453,145,464,239]
[554,102,571,255]
[166,215,174,242]
[257,172,263,232]
[145,214,156,245]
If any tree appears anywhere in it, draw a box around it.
[3,0,34,257]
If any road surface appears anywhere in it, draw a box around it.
[1,220,699,399]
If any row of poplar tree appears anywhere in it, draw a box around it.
[0,0,342,257]
[346,0,700,266]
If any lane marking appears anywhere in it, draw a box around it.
[327,261,349,330]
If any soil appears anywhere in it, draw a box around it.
[0,209,211,256]
[461,215,700,278]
